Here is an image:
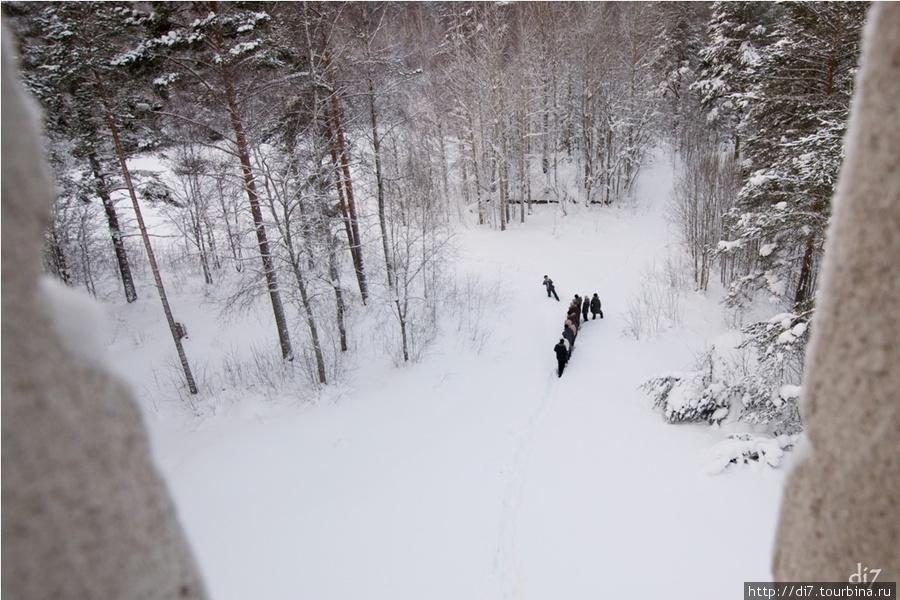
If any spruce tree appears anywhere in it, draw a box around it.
[728,2,867,309]
[692,1,780,156]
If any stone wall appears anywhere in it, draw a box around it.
[774,2,900,583]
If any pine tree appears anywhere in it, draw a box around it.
[10,1,151,304]
[14,2,201,393]
[132,1,296,361]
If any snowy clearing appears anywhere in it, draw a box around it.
[109,156,791,600]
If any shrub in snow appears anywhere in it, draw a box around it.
[642,310,809,436]
[444,271,505,354]
[374,297,439,366]
[704,433,799,474]
[733,311,810,435]
[641,349,732,424]
[623,255,688,340]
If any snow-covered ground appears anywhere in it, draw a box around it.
[106,154,791,600]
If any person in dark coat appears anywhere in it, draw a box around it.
[590,293,603,319]
[554,338,569,377]
[568,309,580,328]
[582,295,590,322]
[562,319,576,352]
[543,275,560,301]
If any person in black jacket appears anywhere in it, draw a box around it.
[554,338,569,377]
[582,295,590,322]
[590,293,603,319]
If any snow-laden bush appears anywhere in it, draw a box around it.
[704,433,799,474]
[642,311,809,435]
[641,349,732,424]
[732,311,810,435]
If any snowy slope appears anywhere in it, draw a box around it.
[109,154,789,600]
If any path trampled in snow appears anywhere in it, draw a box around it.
[494,368,559,600]
[138,158,788,600]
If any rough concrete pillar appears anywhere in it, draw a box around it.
[1,27,208,600]
[774,2,900,583]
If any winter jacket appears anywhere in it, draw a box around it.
[590,295,602,313]
[554,342,569,362]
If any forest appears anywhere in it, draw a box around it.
[3,1,868,436]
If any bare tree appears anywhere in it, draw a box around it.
[672,150,739,291]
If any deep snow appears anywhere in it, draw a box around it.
[100,154,791,600]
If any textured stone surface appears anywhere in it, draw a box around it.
[774,3,900,583]
[1,27,208,600]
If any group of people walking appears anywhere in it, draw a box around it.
[544,276,603,378]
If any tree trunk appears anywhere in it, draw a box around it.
[323,33,368,304]
[466,109,485,225]
[366,60,395,291]
[194,219,213,286]
[323,116,357,269]
[211,12,294,361]
[327,234,348,353]
[92,69,197,394]
[87,152,137,303]
[287,252,327,385]
[215,170,242,271]
[46,226,71,285]
[204,215,220,272]
[183,164,214,285]
[437,120,451,210]
[794,234,817,308]
[497,104,507,232]
[459,140,471,217]
[264,174,327,384]
[305,24,349,355]
[187,198,213,286]
[520,105,528,223]
[397,297,410,363]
